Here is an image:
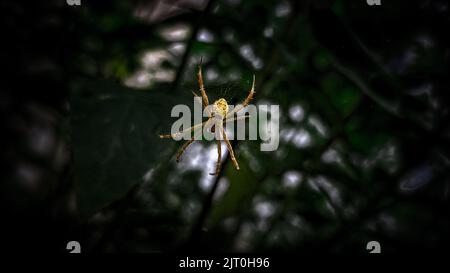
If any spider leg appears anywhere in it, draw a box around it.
[159,118,211,139]
[174,117,208,162]
[169,117,214,162]
[175,139,195,162]
[209,140,222,176]
[197,58,209,107]
[221,127,240,170]
[226,74,255,119]
[192,90,212,118]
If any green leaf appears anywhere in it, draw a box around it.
[71,79,176,217]
[313,50,331,71]
[333,87,361,117]
[345,116,390,155]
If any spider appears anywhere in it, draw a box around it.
[159,60,255,176]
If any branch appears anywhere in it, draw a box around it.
[184,140,236,250]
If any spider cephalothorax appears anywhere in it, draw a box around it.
[213,98,229,117]
[160,60,255,176]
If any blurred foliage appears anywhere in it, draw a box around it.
[2,0,450,253]
[71,79,176,216]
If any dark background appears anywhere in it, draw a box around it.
[1,0,449,253]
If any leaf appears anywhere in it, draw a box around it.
[71,79,176,217]
[344,116,390,155]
